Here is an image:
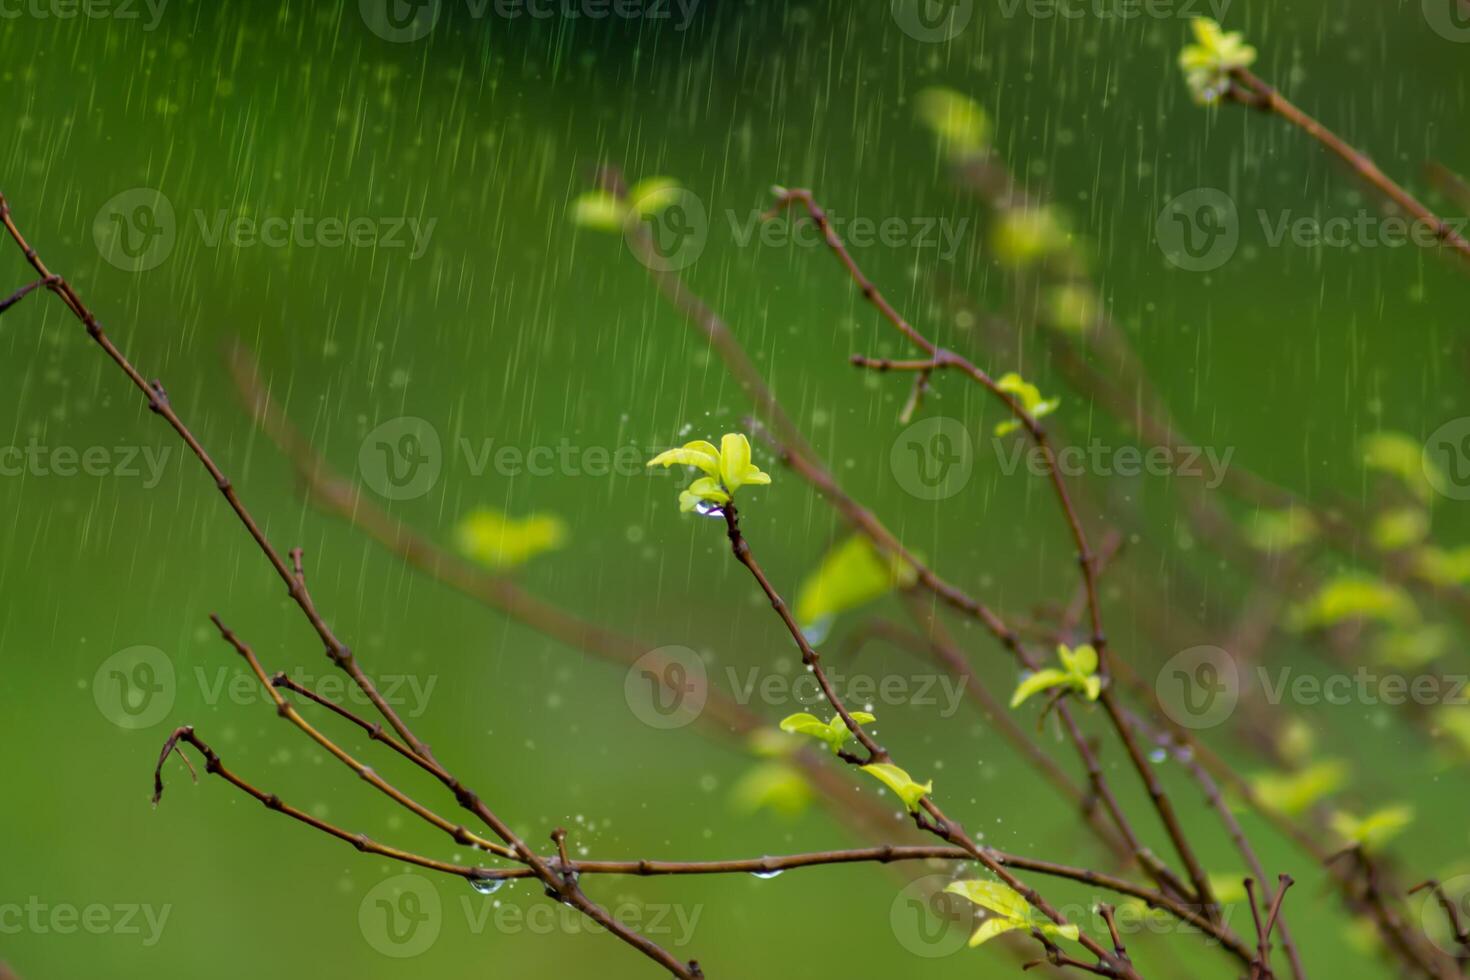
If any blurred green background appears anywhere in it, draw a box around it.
[2,0,1470,976]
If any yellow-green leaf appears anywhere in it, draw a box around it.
[568,190,628,232]
[1178,17,1256,104]
[1243,507,1319,553]
[1287,574,1418,631]
[1331,806,1413,850]
[1361,431,1435,503]
[861,762,932,812]
[730,762,811,817]
[914,87,990,159]
[453,508,567,569]
[1370,508,1430,552]
[1252,761,1348,816]
[794,535,917,629]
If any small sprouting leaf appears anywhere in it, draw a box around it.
[993,372,1059,436]
[861,762,932,812]
[730,762,811,817]
[718,433,771,493]
[453,508,567,569]
[1251,761,1348,816]
[1369,508,1431,552]
[1041,282,1098,335]
[1206,875,1248,906]
[648,433,769,514]
[1374,625,1450,668]
[1435,708,1470,757]
[1178,17,1256,104]
[1243,507,1318,553]
[1287,574,1418,631]
[914,87,990,159]
[1010,645,1101,708]
[778,711,875,755]
[568,190,628,232]
[626,177,683,219]
[1410,546,1470,588]
[1331,806,1413,850]
[945,880,1080,948]
[990,206,1069,269]
[646,441,721,476]
[1361,431,1436,503]
[794,535,918,631]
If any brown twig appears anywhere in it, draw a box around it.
[767,186,1219,919]
[0,191,705,980]
[1225,69,1470,267]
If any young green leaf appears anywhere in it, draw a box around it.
[1251,760,1348,816]
[453,508,567,569]
[1330,806,1413,850]
[1178,17,1256,104]
[993,372,1059,437]
[794,535,917,631]
[778,711,875,755]
[945,880,1080,947]
[1010,644,1101,708]
[647,433,770,514]
[860,762,932,812]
